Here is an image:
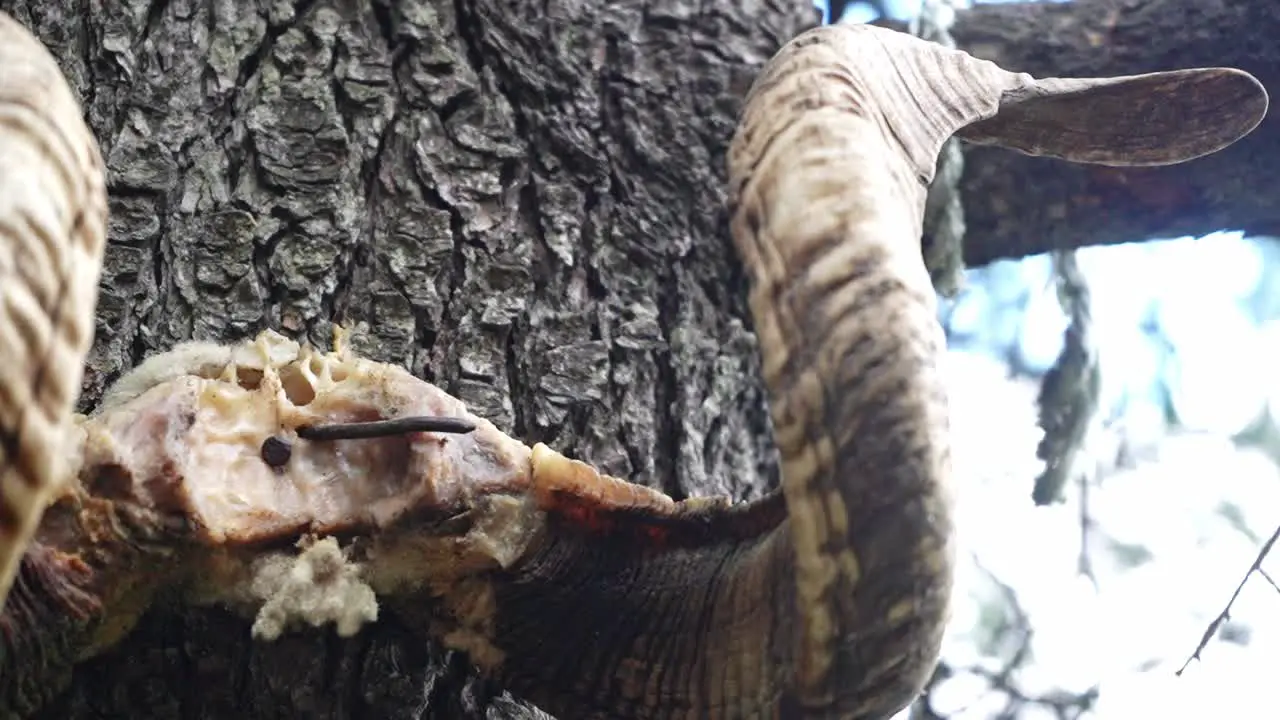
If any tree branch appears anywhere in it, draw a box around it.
[946,0,1279,265]
[1177,520,1280,675]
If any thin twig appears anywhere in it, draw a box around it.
[1177,521,1280,675]
[1259,568,1280,595]
[1077,464,1098,587]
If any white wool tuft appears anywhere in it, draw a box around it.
[248,536,379,641]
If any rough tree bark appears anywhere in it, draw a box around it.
[0,0,1267,717]
[10,0,812,716]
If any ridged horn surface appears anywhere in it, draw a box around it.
[0,12,108,611]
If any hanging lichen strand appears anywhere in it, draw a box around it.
[913,0,969,298]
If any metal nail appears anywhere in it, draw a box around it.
[295,416,477,441]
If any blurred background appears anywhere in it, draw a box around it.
[816,1,1280,718]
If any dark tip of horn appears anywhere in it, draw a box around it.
[295,416,478,441]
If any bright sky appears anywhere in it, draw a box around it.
[810,1,1279,717]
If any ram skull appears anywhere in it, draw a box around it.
[0,12,1267,720]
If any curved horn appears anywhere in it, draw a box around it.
[487,23,1267,719]
[0,13,109,609]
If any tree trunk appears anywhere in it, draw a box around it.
[0,0,1265,717]
[7,0,815,716]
